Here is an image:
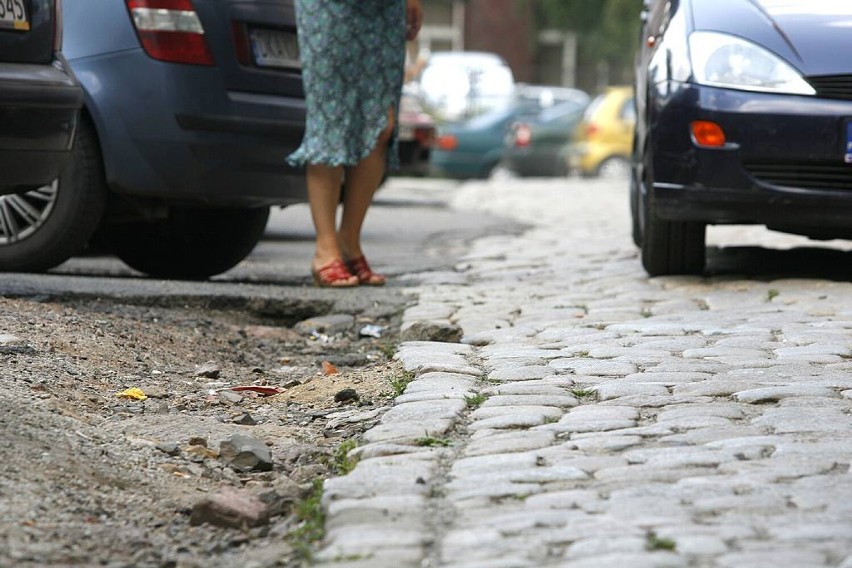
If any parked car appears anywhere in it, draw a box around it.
[396,83,435,176]
[500,101,587,177]
[0,0,85,269]
[568,85,634,178]
[633,0,852,276]
[12,0,307,279]
[417,51,516,122]
[431,85,589,179]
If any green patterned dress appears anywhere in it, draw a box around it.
[287,0,407,170]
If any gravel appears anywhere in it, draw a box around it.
[0,293,411,567]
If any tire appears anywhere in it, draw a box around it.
[630,137,643,247]
[0,120,107,272]
[106,206,270,279]
[641,193,706,276]
[595,156,631,179]
[630,173,643,248]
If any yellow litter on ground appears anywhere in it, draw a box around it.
[116,387,147,401]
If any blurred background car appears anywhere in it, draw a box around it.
[396,83,436,176]
[0,0,85,270]
[417,51,515,122]
[568,85,634,178]
[633,0,852,276]
[500,100,588,178]
[16,0,308,280]
[430,84,589,179]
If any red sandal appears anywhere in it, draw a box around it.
[311,259,358,288]
[345,255,386,286]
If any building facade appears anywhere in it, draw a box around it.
[417,0,577,87]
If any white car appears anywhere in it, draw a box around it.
[417,51,515,122]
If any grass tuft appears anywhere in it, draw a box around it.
[333,439,359,476]
[415,436,452,447]
[287,478,325,562]
[464,393,488,409]
[646,531,676,551]
[388,370,415,397]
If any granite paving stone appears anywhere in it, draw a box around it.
[317,179,852,567]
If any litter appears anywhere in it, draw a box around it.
[310,331,331,343]
[321,361,339,375]
[116,387,147,401]
[227,385,286,397]
[359,324,385,338]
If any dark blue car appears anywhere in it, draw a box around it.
[633,0,852,275]
[8,0,306,279]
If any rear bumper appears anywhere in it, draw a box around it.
[73,51,307,208]
[0,57,82,189]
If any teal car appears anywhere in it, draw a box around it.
[430,86,589,180]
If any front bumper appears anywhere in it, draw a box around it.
[0,57,82,189]
[651,82,852,237]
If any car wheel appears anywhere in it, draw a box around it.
[107,206,270,279]
[596,156,632,179]
[641,193,706,276]
[0,120,107,272]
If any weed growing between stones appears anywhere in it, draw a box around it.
[389,370,415,397]
[570,388,597,401]
[415,436,452,447]
[333,439,359,475]
[287,479,325,562]
[767,289,780,302]
[464,393,488,409]
[645,531,676,551]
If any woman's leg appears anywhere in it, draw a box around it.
[306,164,357,284]
[338,108,395,262]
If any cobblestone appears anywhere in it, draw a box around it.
[317,179,852,567]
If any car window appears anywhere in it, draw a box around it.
[418,53,516,121]
[539,101,586,123]
[583,94,606,121]
[620,97,636,122]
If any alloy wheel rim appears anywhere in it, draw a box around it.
[0,180,58,245]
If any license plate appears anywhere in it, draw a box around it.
[845,121,852,164]
[0,0,30,31]
[250,27,300,69]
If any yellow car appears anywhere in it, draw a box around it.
[568,86,635,178]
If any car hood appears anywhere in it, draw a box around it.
[691,0,852,77]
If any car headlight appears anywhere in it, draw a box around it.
[689,31,815,95]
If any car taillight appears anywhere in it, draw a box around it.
[515,124,532,147]
[435,134,458,151]
[53,0,63,51]
[585,123,600,138]
[126,0,215,66]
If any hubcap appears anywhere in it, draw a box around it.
[0,180,58,245]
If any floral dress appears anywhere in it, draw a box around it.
[287,0,406,170]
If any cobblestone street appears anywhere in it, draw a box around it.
[318,178,852,567]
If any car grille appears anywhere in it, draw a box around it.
[745,162,852,190]
[807,75,852,101]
